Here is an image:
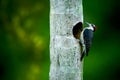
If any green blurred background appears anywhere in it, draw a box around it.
[0,0,120,80]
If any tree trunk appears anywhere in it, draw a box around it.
[49,0,83,80]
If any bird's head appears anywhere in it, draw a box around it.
[85,22,96,32]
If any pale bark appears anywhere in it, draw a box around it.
[49,0,83,80]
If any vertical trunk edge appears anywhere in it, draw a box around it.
[50,0,83,80]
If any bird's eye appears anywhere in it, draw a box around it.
[91,24,95,27]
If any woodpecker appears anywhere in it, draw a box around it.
[80,22,96,61]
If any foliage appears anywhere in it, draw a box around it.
[0,0,49,80]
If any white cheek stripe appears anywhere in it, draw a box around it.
[87,26,94,31]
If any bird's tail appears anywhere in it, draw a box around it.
[86,48,89,56]
[80,52,85,61]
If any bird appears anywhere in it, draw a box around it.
[80,22,96,61]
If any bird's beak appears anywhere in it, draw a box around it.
[85,22,89,24]
[85,22,91,26]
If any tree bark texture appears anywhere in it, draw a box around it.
[49,0,83,80]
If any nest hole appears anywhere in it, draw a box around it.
[72,22,83,39]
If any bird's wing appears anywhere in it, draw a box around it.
[83,29,93,56]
